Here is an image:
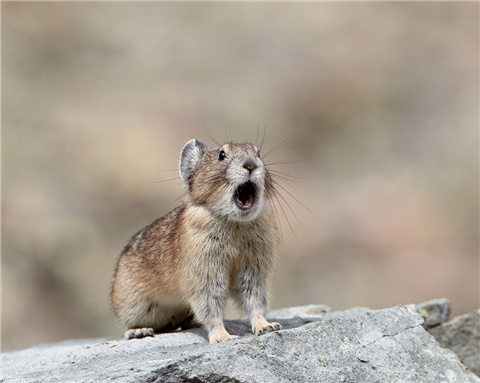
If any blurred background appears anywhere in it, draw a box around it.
[2,2,478,351]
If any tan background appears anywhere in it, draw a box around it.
[3,2,479,350]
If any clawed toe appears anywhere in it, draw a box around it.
[125,327,155,339]
[255,322,282,336]
[208,326,239,344]
[210,334,239,344]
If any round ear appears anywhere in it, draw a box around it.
[179,139,209,185]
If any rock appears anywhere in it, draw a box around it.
[428,309,480,376]
[416,298,452,329]
[267,303,331,319]
[3,302,479,383]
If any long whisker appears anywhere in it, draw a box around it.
[262,138,289,160]
[268,170,310,184]
[204,123,221,147]
[271,184,297,239]
[155,168,179,173]
[255,118,260,148]
[161,191,189,211]
[259,124,268,155]
[272,178,313,216]
[267,189,283,239]
[265,158,311,167]
[223,115,233,143]
[266,177,294,238]
[148,177,181,184]
[198,176,228,204]
[269,174,304,195]
[272,182,301,225]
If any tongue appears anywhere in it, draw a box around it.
[240,193,253,207]
[236,182,255,209]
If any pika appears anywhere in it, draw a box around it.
[111,139,281,343]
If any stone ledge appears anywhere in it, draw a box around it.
[3,299,479,383]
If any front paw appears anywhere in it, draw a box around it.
[208,327,239,343]
[125,327,154,339]
[254,321,282,336]
[210,333,239,344]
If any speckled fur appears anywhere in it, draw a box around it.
[111,140,281,343]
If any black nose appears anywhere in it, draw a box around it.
[243,159,257,173]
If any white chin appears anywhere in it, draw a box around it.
[231,204,262,221]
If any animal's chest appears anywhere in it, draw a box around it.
[205,225,258,258]
[198,220,268,266]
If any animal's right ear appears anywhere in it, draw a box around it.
[179,139,209,185]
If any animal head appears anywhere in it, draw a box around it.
[179,139,273,221]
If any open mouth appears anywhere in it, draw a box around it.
[234,182,257,211]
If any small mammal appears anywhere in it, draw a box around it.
[111,139,281,343]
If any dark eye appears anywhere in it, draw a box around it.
[218,150,226,161]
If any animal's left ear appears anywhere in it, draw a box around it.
[179,139,209,186]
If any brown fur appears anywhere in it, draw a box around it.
[111,140,281,343]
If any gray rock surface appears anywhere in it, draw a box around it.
[267,303,332,319]
[3,301,479,383]
[428,309,480,376]
[416,298,452,329]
